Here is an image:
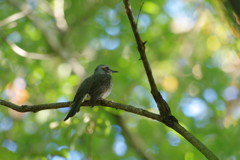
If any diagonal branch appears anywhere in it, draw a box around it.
[123,0,170,116]
[0,10,30,27]
[53,0,68,32]
[123,1,219,160]
[7,0,64,56]
[7,40,52,60]
[6,0,86,77]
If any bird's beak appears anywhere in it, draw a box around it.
[110,69,118,73]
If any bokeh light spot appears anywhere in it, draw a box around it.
[7,32,22,43]
[171,16,195,33]
[167,131,181,146]
[113,134,127,156]
[162,76,179,93]
[185,152,194,160]
[0,117,13,131]
[68,150,84,160]
[108,9,120,25]
[138,14,151,33]
[2,139,18,152]
[143,1,159,14]
[14,77,26,90]
[207,36,221,51]
[223,115,237,128]
[180,98,209,120]
[24,121,37,134]
[50,155,65,160]
[105,26,120,36]
[5,77,29,105]
[57,63,72,78]
[192,64,202,80]
[35,110,51,123]
[203,88,217,103]
[100,37,120,50]
[223,86,239,101]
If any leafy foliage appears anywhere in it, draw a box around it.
[0,0,239,159]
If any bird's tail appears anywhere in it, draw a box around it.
[64,101,81,121]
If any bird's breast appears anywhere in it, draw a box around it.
[102,86,112,98]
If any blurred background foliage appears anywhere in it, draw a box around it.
[0,0,240,159]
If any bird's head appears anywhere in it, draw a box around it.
[94,64,118,75]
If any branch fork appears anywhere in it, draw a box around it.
[123,0,218,159]
[0,0,219,159]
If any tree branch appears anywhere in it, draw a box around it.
[7,0,63,55]
[7,0,86,77]
[7,40,52,60]
[123,0,170,116]
[0,99,163,122]
[0,98,218,160]
[1,0,219,159]
[0,10,30,27]
[123,0,219,160]
[53,0,68,32]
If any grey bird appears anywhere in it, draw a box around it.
[64,64,118,121]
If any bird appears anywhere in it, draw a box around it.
[64,64,118,121]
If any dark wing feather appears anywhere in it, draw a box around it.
[89,74,111,106]
[64,76,93,121]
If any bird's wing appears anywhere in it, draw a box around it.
[88,74,111,106]
[64,76,93,121]
[73,76,93,102]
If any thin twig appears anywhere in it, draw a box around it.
[136,0,144,26]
